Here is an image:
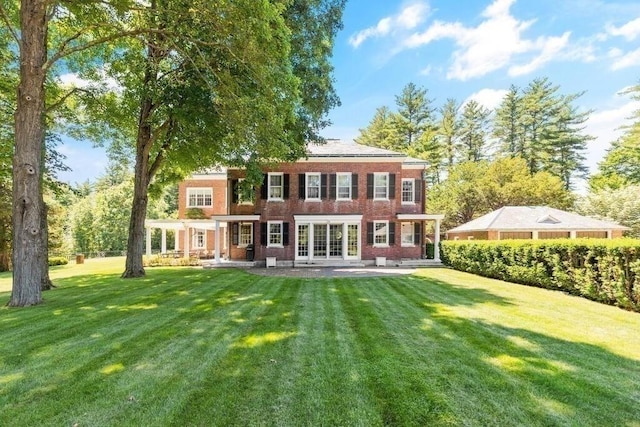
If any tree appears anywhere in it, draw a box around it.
[427,157,574,230]
[593,84,640,186]
[458,100,491,162]
[576,185,640,238]
[355,106,400,149]
[394,82,436,150]
[437,98,460,170]
[493,85,524,157]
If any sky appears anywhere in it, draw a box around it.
[58,0,640,187]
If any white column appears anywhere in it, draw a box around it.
[570,230,577,239]
[174,229,180,252]
[161,229,167,254]
[434,219,441,262]
[533,230,539,240]
[215,220,221,264]
[146,227,152,256]
[184,227,190,258]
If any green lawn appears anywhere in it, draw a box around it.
[1,260,639,426]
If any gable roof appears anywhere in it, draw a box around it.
[447,206,630,233]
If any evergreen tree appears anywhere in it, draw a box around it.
[493,85,524,157]
[355,106,400,149]
[394,82,436,150]
[437,98,460,170]
[458,100,491,161]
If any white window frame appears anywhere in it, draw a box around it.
[237,178,254,205]
[239,223,253,247]
[192,229,206,249]
[374,173,389,200]
[268,221,283,248]
[401,178,415,204]
[268,173,284,201]
[187,188,213,208]
[306,172,321,201]
[373,220,389,247]
[401,222,415,247]
[336,173,352,200]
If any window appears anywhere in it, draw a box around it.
[374,173,388,200]
[268,173,283,200]
[192,229,206,249]
[187,188,212,208]
[268,221,283,247]
[239,223,253,247]
[374,221,388,246]
[306,173,321,200]
[237,178,254,205]
[337,173,351,200]
[402,179,415,204]
[401,222,414,246]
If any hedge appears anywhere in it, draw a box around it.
[440,239,640,312]
[143,255,201,267]
[48,257,69,266]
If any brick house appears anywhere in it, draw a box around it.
[146,140,444,266]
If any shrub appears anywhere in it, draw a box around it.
[48,256,69,266]
[143,255,201,267]
[441,239,640,311]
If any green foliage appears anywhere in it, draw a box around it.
[441,239,640,311]
[185,208,207,219]
[48,256,69,266]
[576,185,640,238]
[458,100,490,161]
[427,157,574,229]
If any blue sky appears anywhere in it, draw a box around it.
[58,0,640,185]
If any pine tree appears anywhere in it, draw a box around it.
[493,85,524,157]
[458,100,490,161]
[437,98,460,170]
[394,82,436,150]
[355,106,400,149]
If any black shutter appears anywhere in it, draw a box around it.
[367,174,374,199]
[352,174,358,199]
[367,222,374,245]
[329,174,336,199]
[232,223,239,245]
[321,174,327,199]
[389,222,396,246]
[415,179,422,202]
[283,174,290,199]
[414,222,421,245]
[283,222,289,246]
[299,174,305,199]
[389,174,396,199]
[260,223,267,246]
[231,179,239,204]
[261,174,268,200]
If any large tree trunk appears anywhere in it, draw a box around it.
[10,0,48,306]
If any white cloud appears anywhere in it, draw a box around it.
[463,88,508,110]
[59,71,121,93]
[508,32,571,76]
[402,0,573,81]
[610,47,640,70]
[607,16,640,41]
[349,1,430,48]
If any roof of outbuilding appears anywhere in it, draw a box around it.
[447,206,630,233]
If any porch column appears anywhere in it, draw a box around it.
[570,230,577,239]
[434,219,441,262]
[532,231,539,240]
[215,220,221,264]
[161,229,167,254]
[184,227,190,258]
[174,229,180,251]
[146,227,152,256]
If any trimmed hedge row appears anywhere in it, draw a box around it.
[48,257,69,266]
[440,239,640,312]
[143,255,201,267]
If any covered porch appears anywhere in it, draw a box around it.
[144,219,228,261]
[396,213,445,262]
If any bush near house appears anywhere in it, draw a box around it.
[441,239,640,311]
[48,256,69,266]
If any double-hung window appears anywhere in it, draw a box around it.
[336,173,351,200]
[306,173,321,200]
[187,188,213,208]
[239,223,253,247]
[374,221,388,246]
[268,221,283,247]
[268,173,283,200]
[192,229,206,249]
[402,179,415,204]
[374,173,388,200]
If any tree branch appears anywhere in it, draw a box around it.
[147,117,176,180]
[0,2,21,47]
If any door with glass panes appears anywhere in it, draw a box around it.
[296,222,360,261]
